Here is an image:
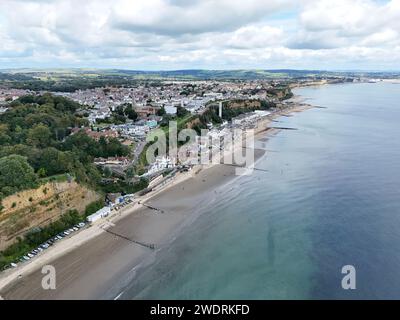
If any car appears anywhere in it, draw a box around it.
[68,228,75,233]
[37,247,44,252]
[41,244,49,249]
[10,263,18,268]
[78,222,85,228]
[23,256,30,261]
[63,231,70,236]
[19,258,25,263]
[73,227,79,231]
[56,235,63,240]
[27,253,34,258]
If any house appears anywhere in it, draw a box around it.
[136,106,158,118]
[71,128,119,141]
[144,156,175,176]
[87,207,111,223]
[164,105,177,115]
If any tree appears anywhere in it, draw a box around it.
[103,166,112,178]
[157,106,166,116]
[37,167,47,177]
[125,166,136,179]
[0,155,38,196]
[125,104,138,121]
[27,124,52,148]
[176,106,189,118]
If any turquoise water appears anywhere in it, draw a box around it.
[122,82,400,299]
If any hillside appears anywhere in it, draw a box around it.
[0,179,101,250]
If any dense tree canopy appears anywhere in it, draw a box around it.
[0,155,38,197]
[0,94,130,194]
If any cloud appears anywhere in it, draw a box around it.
[110,0,289,35]
[0,0,399,70]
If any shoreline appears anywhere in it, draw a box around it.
[0,100,314,299]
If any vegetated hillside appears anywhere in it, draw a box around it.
[0,93,130,200]
[0,179,101,250]
[0,93,138,256]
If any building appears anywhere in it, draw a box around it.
[144,156,175,176]
[87,207,111,223]
[136,106,158,118]
[94,157,130,166]
[71,127,119,141]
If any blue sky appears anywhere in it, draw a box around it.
[0,0,399,70]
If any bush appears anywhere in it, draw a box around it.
[84,199,104,217]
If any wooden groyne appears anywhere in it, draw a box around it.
[221,163,269,173]
[102,227,155,250]
[270,126,298,130]
[140,202,165,214]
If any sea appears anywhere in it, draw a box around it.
[120,82,400,299]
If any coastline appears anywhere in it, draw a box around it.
[0,100,314,299]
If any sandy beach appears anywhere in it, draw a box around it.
[0,102,313,300]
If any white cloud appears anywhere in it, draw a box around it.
[0,0,399,70]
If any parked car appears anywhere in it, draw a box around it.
[27,253,34,258]
[73,227,79,231]
[23,256,30,261]
[63,231,70,236]
[78,222,85,228]
[10,263,18,268]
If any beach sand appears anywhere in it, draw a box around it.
[0,103,312,300]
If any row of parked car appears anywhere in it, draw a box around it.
[110,198,134,211]
[8,222,87,269]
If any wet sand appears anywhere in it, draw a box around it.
[0,160,257,299]
[0,103,312,300]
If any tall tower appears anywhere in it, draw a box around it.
[218,101,222,118]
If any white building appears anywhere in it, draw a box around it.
[87,207,111,223]
[144,156,175,176]
[165,105,177,115]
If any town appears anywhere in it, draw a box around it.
[0,73,360,273]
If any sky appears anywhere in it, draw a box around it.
[0,0,399,71]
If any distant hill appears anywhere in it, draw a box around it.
[1,69,399,92]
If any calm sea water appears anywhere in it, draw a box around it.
[122,82,400,299]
